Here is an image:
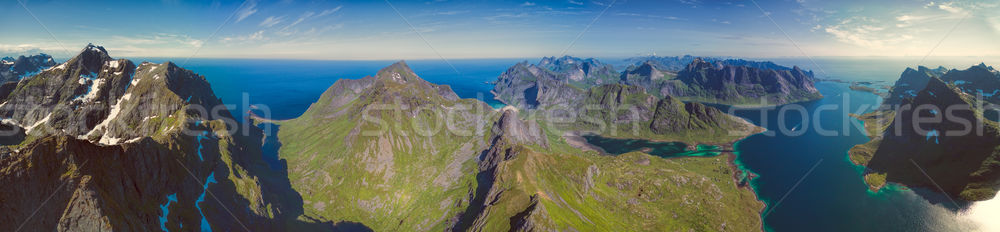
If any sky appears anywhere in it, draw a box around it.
[1,0,999,60]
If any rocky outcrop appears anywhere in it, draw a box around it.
[941,63,1000,105]
[0,44,313,231]
[455,107,546,232]
[274,61,493,231]
[0,44,135,139]
[491,56,617,109]
[881,66,945,106]
[626,55,802,72]
[0,53,56,83]
[668,58,822,105]
[620,61,668,91]
[497,56,822,108]
[851,74,1000,201]
[537,56,618,85]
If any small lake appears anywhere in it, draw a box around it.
[581,134,722,158]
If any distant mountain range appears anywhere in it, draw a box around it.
[624,55,804,73]
[850,63,1000,202]
[0,53,56,83]
[495,55,822,107]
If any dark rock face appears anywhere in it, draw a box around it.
[0,53,56,83]
[452,108,543,232]
[0,44,134,138]
[882,64,1000,107]
[669,58,822,105]
[865,76,1000,201]
[620,61,667,91]
[624,55,702,72]
[492,62,587,110]
[882,66,945,106]
[650,96,734,134]
[625,55,801,72]
[0,44,314,231]
[496,56,822,108]
[537,56,619,86]
[941,63,1000,105]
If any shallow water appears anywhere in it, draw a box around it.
[581,134,721,158]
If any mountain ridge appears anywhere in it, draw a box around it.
[850,65,1000,201]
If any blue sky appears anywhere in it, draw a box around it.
[1,0,998,59]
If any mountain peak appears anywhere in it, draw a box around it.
[64,44,113,74]
[375,60,419,83]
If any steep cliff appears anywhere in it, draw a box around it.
[665,58,822,105]
[850,74,1000,201]
[273,61,495,231]
[0,44,314,231]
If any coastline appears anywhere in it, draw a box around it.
[564,116,769,231]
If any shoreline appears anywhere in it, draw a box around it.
[563,116,769,231]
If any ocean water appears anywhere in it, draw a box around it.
[767,56,1000,82]
[157,58,517,120]
[722,82,981,231]
[153,57,998,231]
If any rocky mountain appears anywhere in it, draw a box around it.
[662,58,822,105]
[619,61,676,97]
[0,44,320,231]
[271,61,764,231]
[881,66,947,106]
[0,53,56,83]
[563,84,759,144]
[271,61,495,231]
[942,63,1000,105]
[850,70,1000,201]
[538,56,619,88]
[624,55,703,72]
[496,56,822,108]
[625,55,800,73]
[881,64,1000,107]
[492,61,588,109]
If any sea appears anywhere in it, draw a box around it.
[145,56,1000,231]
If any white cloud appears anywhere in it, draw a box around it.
[521,1,535,7]
[568,0,583,5]
[989,16,1000,33]
[937,2,964,14]
[259,16,285,28]
[111,34,203,48]
[221,30,266,43]
[824,17,910,49]
[431,10,469,16]
[284,11,315,30]
[317,6,343,17]
[0,44,50,56]
[236,0,258,22]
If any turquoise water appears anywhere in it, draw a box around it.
[581,135,722,158]
[196,172,217,232]
[159,193,178,232]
